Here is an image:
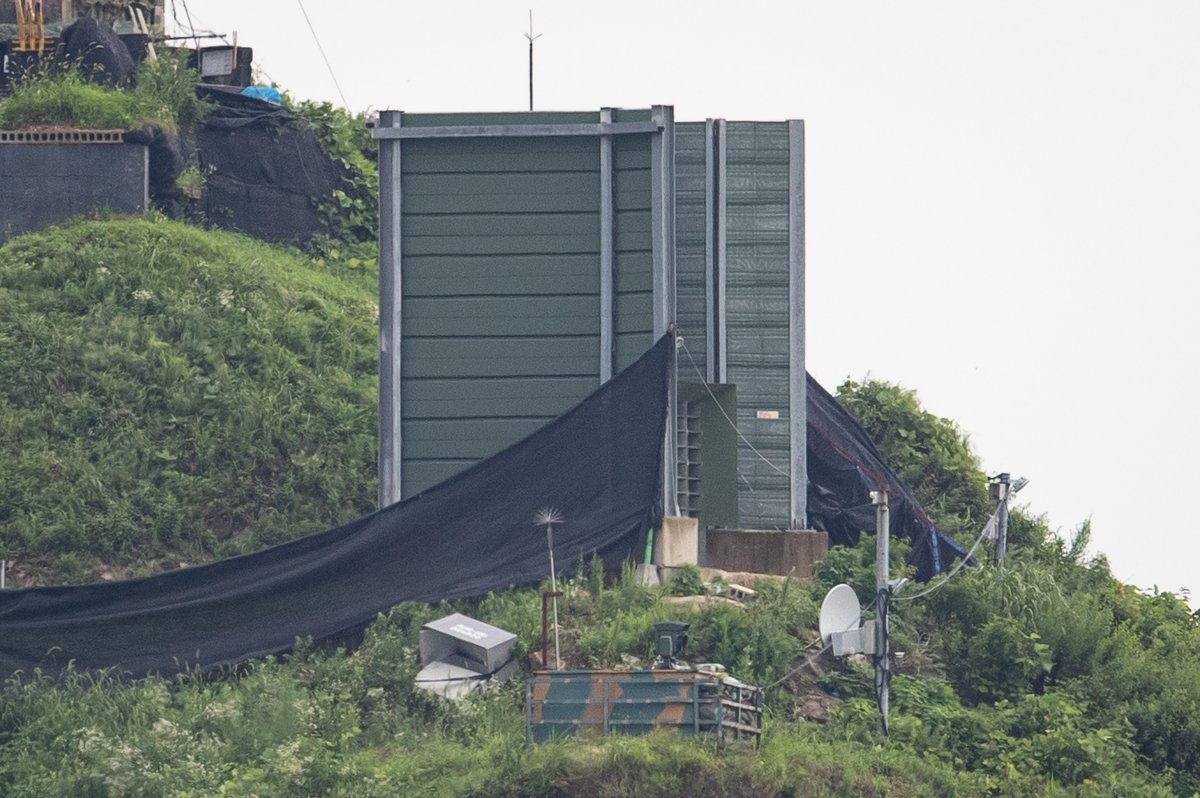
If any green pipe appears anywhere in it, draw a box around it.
[644,527,655,565]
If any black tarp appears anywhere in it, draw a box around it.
[197,87,344,244]
[806,375,966,581]
[56,17,134,88]
[0,335,672,679]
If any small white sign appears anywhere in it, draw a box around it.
[756,410,780,420]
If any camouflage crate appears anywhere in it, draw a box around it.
[526,669,762,744]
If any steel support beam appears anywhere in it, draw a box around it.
[650,105,679,517]
[788,119,807,529]
[599,108,615,383]
[705,118,724,384]
[377,110,404,508]
[371,121,662,140]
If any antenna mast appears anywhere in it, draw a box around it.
[872,490,891,737]
[524,10,542,111]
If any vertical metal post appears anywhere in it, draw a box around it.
[994,472,1011,565]
[715,120,728,383]
[872,490,890,737]
[787,120,807,529]
[705,119,728,385]
[650,105,679,517]
[703,119,717,383]
[377,110,404,508]
[1,559,6,590]
[599,108,615,383]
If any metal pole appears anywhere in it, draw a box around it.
[994,473,1011,565]
[787,119,807,530]
[547,526,561,669]
[1,559,6,590]
[872,490,890,736]
[524,11,541,112]
[377,111,404,508]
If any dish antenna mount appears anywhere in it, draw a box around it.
[819,583,875,657]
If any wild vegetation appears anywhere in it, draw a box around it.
[0,217,379,583]
[0,51,211,134]
[1,211,1198,794]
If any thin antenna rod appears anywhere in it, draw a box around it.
[524,10,542,111]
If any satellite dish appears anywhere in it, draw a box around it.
[819,583,862,645]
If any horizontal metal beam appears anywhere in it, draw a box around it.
[372,121,663,140]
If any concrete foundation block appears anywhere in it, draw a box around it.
[703,528,829,578]
[653,516,699,566]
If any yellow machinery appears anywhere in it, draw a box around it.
[13,0,48,53]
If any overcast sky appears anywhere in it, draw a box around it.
[181,1,1200,602]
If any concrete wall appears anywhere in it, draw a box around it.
[0,141,148,243]
[704,528,828,578]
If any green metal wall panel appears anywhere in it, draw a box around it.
[385,110,668,498]
[724,122,795,528]
[613,136,655,371]
[671,120,804,530]
[674,122,710,379]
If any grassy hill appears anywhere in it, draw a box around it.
[1,217,1198,796]
[0,216,379,584]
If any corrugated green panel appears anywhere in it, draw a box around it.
[404,337,598,378]
[674,122,708,378]
[404,211,597,238]
[402,418,550,459]
[404,376,599,419]
[402,171,601,216]
[396,111,660,499]
[402,139,601,173]
[724,122,794,528]
[404,232,599,257]
[402,460,478,496]
[403,254,598,297]
[404,295,600,337]
[402,192,598,215]
[614,293,653,333]
[614,266,653,293]
[613,135,654,371]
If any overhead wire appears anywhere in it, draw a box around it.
[677,337,790,478]
[763,596,877,690]
[294,0,351,109]
[892,504,998,603]
[177,0,199,51]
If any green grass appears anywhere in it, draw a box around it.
[0,216,379,581]
[0,52,210,133]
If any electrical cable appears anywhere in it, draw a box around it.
[178,0,199,51]
[891,504,998,603]
[678,337,790,478]
[764,597,877,690]
[294,0,351,109]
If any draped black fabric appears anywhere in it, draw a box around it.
[196,87,344,244]
[0,335,673,679]
[806,375,966,581]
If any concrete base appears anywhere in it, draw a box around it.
[652,516,699,566]
[704,528,829,578]
[635,563,660,587]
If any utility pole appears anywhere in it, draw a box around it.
[991,473,1011,565]
[871,490,891,736]
[524,11,541,111]
[990,473,1028,565]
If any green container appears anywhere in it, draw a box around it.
[526,669,762,744]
